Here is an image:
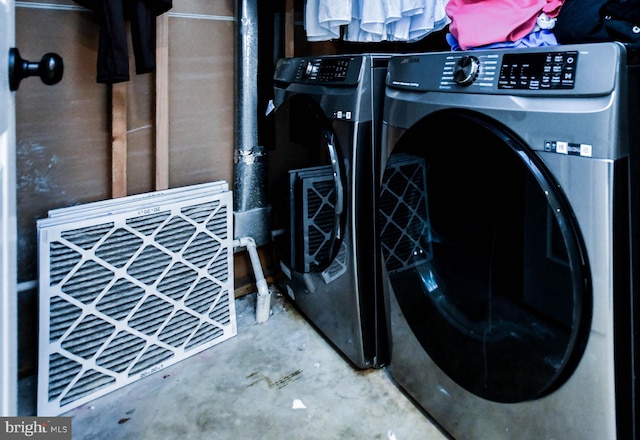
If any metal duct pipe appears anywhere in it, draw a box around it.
[234,0,271,246]
[235,0,258,160]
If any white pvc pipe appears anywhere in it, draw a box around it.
[234,236,271,323]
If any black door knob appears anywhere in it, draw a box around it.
[8,48,64,91]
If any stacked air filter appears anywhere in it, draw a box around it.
[37,182,236,415]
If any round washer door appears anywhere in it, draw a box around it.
[380,110,592,403]
[271,93,346,274]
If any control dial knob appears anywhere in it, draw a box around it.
[301,60,315,79]
[453,55,480,86]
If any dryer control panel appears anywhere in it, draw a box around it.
[445,51,579,90]
[498,51,578,90]
[387,43,621,96]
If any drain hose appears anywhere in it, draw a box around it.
[234,236,271,323]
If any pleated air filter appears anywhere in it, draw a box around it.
[289,165,347,283]
[290,165,337,273]
[37,182,236,416]
[380,154,433,274]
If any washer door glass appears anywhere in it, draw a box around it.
[381,110,591,403]
[271,94,346,274]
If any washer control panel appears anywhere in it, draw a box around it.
[498,51,578,90]
[297,57,352,82]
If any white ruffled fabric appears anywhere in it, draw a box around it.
[304,0,450,42]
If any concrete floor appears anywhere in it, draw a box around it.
[21,290,450,439]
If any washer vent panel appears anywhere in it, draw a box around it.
[37,183,235,415]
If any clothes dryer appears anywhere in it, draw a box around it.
[380,42,639,438]
[270,54,390,369]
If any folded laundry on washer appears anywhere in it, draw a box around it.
[446,28,558,51]
[445,0,563,50]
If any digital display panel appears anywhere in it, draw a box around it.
[498,51,578,90]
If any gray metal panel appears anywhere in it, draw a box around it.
[384,43,627,160]
[385,90,623,159]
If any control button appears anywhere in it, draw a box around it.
[556,141,568,154]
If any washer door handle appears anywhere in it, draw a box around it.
[323,129,344,242]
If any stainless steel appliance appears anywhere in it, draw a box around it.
[380,42,639,439]
[270,54,390,369]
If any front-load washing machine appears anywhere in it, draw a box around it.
[269,54,390,369]
[379,42,639,438]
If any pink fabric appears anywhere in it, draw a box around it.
[543,0,564,17]
[446,0,558,50]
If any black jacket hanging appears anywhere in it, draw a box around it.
[75,0,172,83]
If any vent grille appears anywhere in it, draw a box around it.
[290,166,338,273]
[380,154,433,274]
[37,183,236,415]
[321,242,348,284]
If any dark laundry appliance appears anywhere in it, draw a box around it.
[269,54,390,369]
[379,42,639,439]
